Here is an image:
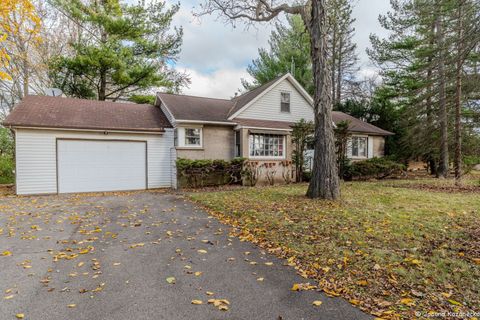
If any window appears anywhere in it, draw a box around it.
[280,92,290,113]
[352,136,367,157]
[249,133,284,158]
[185,128,201,146]
[234,130,241,157]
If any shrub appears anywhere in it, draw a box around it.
[0,156,14,184]
[344,157,405,180]
[242,161,262,187]
[176,158,246,188]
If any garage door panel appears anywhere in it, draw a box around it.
[57,140,146,193]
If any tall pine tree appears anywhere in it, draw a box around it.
[49,0,187,101]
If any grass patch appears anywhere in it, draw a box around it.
[189,179,480,319]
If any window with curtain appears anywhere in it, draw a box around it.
[185,128,201,146]
[352,136,367,157]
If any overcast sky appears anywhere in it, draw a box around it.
[166,0,392,98]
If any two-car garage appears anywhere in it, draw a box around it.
[57,140,147,193]
[3,96,175,195]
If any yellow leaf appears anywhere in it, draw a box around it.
[191,300,203,305]
[264,262,273,266]
[197,250,207,254]
[194,271,202,276]
[257,277,264,282]
[473,258,480,265]
[312,300,323,306]
[218,305,229,311]
[447,299,462,306]
[4,295,14,300]
[67,304,76,308]
[166,277,175,284]
[1,250,12,256]
[400,298,415,306]
[206,291,214,296]
[130,243,145,248]
[77,262,84,267]
[356,280,368,286]
[113,262,121,266]
[16,314,25,319]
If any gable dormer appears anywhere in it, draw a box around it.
[228,74,314,123]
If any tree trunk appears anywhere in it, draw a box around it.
[436,12,449,178]
[336,39,342,105]
[331,25,337,106]
[454,1,464,185]
[305,0,340,200]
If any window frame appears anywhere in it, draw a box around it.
[248,133,286,159]
[280,91,291,113]
[184,127,202,147]
[351,135,368,158]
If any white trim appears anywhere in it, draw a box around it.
[156,95,177,125]
[175,119,237,126]
[228,73,314,120]
[235,125,293,132]
[7,126,165,135]
[351,135,369,158]
[248,132,286,160]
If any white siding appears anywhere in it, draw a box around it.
[15,128,174,195]
[235,78,314,122]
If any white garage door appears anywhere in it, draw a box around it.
[57,140,147,193]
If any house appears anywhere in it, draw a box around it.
[3,73,393,195]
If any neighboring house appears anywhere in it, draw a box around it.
[3,73,392,195]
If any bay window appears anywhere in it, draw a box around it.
[249,133,285,158]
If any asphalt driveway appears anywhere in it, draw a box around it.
[0,191,370,320]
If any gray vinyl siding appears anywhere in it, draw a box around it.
[235,79,314,122]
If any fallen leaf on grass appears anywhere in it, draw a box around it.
[197,249,207,254]
[4,295,14,300]
[257,277,264,282]
[206,291,214,296]
[194,271,202,277]
[1,250,12,256]
[67,304,76,308]
[400,298,415,306]
[166,277,176,284]
[16,314,24,319]
[191,300,203,305]
[113,262,121,266]
[264,262,273,266]
[130,243,145,248]
[312,300,322,306]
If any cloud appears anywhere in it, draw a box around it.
[179,67,253,99]
[171,2,273,73]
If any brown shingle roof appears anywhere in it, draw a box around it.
[157,93,233,123]
[332,111,394,136]
[2,95,172,132]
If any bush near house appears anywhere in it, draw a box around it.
[176,158,245,188]
[344,157,406,180]
[0,156,14,184]
[0,128,14,184]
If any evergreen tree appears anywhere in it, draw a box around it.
[49,0,187,101]
[242,15,313,94]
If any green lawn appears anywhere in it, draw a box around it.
[189,179,480,319]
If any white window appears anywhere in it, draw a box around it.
[352,136,367,157]
[185,128,201,146]
[280,92,290,113]
[249,133,285,158]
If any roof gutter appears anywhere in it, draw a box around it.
[6,125,167,135]
[175,120,237,126]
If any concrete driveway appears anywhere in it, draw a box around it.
[0,191,370,320]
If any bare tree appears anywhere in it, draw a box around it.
[197,0,340,199]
